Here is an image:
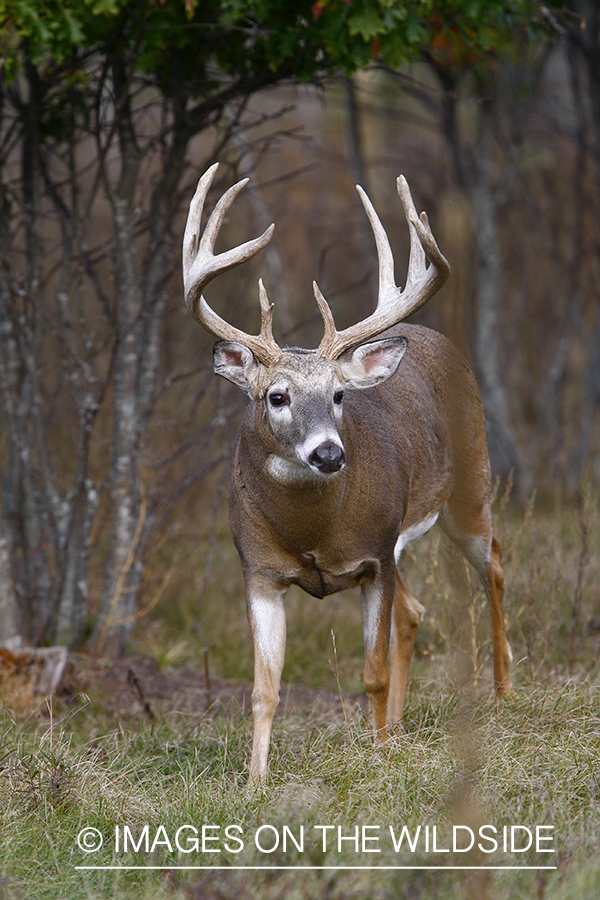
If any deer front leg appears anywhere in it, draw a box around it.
[360,569,395,740]
[387,572,425,726]
[245,574,287,784]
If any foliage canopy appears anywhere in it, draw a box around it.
[1,0,553,87]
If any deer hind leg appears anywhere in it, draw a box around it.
[387,572,425,726]
[440,504,512,695]
[485,535,512,695]
[245,576,287,783]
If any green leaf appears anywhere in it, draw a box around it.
[86,0,122,16]
[348,7,386,41]
[62,7,84,44]
[12,1,52,44]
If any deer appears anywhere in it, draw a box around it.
[182,163,512,783]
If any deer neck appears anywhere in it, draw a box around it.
[232,410,347,535]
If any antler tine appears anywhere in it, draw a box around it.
[396,175,449,300]
[396,176,427,289]
[356,184,396,310]
[183,163,281,366]
[317,177,450,360]
[313,280,336,345]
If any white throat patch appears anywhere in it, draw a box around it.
[267,454,320,484]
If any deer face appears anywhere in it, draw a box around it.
[214,336,407,480]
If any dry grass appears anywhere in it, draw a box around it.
[1,676,599,899]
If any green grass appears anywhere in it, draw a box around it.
[2,486,599,899]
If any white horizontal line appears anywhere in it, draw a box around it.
[75,865,558,871]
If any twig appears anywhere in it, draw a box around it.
[127,667,155,722]
[204,648,211,715]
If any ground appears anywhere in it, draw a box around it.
[62,652,364,724]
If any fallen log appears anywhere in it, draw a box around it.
[0,642,68,696]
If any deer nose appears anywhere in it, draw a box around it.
[309,440,345,473]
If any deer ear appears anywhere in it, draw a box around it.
[213,340,261,394]
[339,336,408,389]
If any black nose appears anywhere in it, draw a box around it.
[309,440,345,474]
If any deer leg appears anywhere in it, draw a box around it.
[387,572,425,726]
[360,571,395,740]
[440,506,512,696]
[245,576,287,783]
[485,536,512,695]
[464,534,512,696]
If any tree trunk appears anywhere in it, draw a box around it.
[470,112,531,497]
[89,56,145,655]
[90,69,190,655]
[344,76,379,314]
[433,61,531,497]
[0,188,23,643]
[0,529,20,642]
[569,3,600,483]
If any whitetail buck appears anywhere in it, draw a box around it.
[183,163,512,782]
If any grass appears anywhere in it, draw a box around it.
[1,485,599,899]
[1,678,599,899]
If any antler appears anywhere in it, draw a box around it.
[183,162,282,366]
[316,176,450,360]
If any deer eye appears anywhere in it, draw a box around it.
[269,392,289,408]
[333,390,344,405]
